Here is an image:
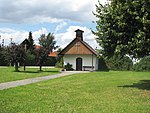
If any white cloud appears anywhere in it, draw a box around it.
[55,22,67,33]
[0,28,17,33]
[94,0,109,5]
[0,0,108,24]
[32,28,49,44]
[0,27,48,45]
[0,29,28,45]
[55,26,100,49]
[0,26,100,50]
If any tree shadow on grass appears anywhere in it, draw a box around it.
[13,70,59,73]
[118,80,150,90]
[43,70,59,73]
[13,71,40,73]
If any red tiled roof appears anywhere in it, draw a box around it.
[48,51,57,57]
[34,45,57,57]
[34,45,41,49]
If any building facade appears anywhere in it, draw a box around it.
[59,29,98,71]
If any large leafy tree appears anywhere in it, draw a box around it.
[93,0,150,59]
[35,33,58,71]
[39,33,58,52]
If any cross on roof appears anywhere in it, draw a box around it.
[75,42,80,52]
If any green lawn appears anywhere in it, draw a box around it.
[0,67,60,83]
[0,71,150,113]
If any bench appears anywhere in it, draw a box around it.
[83,66,94,71]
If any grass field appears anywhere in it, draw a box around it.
[0,71,150,113]
[0,67,60,83]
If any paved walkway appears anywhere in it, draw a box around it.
[0,71,89,90]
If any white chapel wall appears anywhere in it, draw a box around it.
[64,54,98,70]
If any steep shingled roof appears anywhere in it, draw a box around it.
[59,38,97,55]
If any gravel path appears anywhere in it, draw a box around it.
[0,71,88,90]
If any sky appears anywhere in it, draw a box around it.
[0,0,107,49]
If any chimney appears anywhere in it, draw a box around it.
[75,29,84,41]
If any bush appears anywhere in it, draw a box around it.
[98,57,109,71]
[106,55,133,71]
[43,57,57,66]
[26,52,35,66]
[55,57,64,68]
[0,47,9,66]
[133,56,150,71]
[64,63,73,71]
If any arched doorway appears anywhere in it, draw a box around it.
[76,57,82,71]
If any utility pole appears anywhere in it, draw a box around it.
[10,38,13,45]
[2,39,4,47]
[0,35,1,47]
[0,35,4,47]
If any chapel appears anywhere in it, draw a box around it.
[59,29,98,71]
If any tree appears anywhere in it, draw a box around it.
[39,33,58,52]
[20,32,34,71]
[28,31,34,52]
[0,46,8,66]
[34,47,49,71]
[35,33,58,71]
[93,0,150,59]
[6,44,26,72]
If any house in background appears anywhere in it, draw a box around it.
[59,29,98,71]
[34,45,57,57]
[21,41,58,66]
[21,39,30,51]
[34,45,58,66]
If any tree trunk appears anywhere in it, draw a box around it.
[15,62,19,72]
[23,62,26,71]
[40,65,42,71]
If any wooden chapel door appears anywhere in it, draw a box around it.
[76,57,82,71]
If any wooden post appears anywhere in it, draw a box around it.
[62,56,63,68]
[24,43,27,71]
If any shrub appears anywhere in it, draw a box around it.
[43,57,57,66]
[0,47,10,66]
[64,63,73,71]
[106,55,133,71]
[98,57,109,71]
[26,52,35,66]
[55,57,63,68]
[133,56,150,71]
